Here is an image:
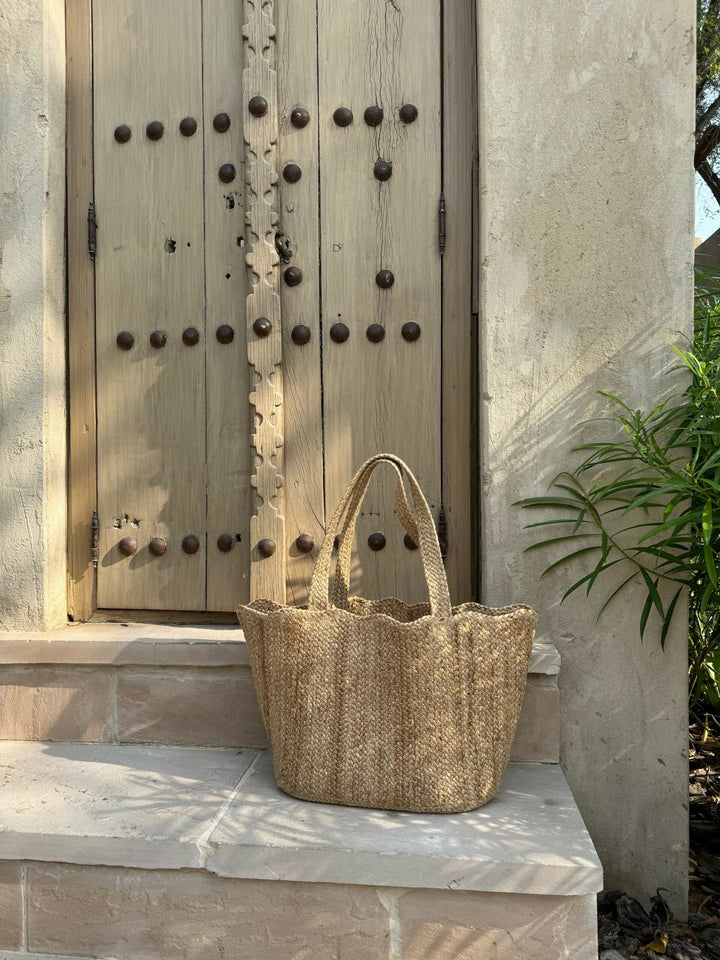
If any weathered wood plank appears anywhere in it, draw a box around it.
[204,0,252,611]
[276,0,325,605]
[243,0,286,603]
[66,0,97,620]
[443,0,477,603]
[94,0,206,609]
[317,0,442,603]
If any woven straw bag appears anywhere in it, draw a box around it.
[237,454,537,813]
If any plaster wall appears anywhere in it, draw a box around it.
[0,0,67,630]
[478,1,694,911]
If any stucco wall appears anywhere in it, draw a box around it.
[478,1,694,911]
[0,0,67,631]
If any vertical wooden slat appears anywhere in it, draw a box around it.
[67,0,97,621]
[94,0,206,609]
[442,0,477,603]
[204,0,252,610]
[276,0,324,604]
[243,0,286,603]
[317,0,442,604]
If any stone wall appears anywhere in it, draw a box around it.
[0,0,67,630]
[477,0,694,911]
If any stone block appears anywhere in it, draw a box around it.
[115,667,267,747]
[398,888,598,960]
[0,666,112,741]
[0,861,23,950]
[27,863,390,960]
[511,675,559,762]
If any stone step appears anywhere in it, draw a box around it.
[0,624,560,760]
[0,741,601,959]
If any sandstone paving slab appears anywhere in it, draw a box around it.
[0,742,255,869]
[207,752,602,896]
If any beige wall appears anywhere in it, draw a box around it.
[0,0,67,631]
[0,0,695,916]
[477,0,694,912]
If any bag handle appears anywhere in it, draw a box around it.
[329,459,418,609]
[308,454,452,618]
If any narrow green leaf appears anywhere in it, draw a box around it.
[660,588,683,649]
[703,499,714,546]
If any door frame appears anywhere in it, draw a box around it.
[65,0,478,621]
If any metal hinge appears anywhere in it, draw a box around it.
[438,505,448,562]
[91,510,99,568]
[87,202,97,261]
[438,193,446,254]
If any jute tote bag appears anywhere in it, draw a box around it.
[237,454,537,813]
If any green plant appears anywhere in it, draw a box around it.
[518,269,720,714]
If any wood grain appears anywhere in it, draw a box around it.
[442,0,477,603]
[94,0,206,609]
[317,0,442,604]
[66,0,97,621]
[243,0,286,603]
[204,0,252,611]
[276,0,325,605]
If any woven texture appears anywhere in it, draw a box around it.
[238,454,537,813]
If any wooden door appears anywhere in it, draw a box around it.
[278,0,475,606]
[92,0,250,611]
[72,0,475,615]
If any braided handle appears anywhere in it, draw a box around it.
[308,455,452,618]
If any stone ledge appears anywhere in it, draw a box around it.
[0,742,601,897]
[0,623,560,674]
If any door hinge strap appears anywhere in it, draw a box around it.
[438,505,448,561]
[91,510,99,568]
[438,193,446,254]
[88,202,97,261]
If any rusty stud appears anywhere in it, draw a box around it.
[333,107,353,127]
[284,266,303,287]
[182,327,200,346]
[364,105,384,126]
[179,117,197,137]
[295,533,315,554]
[368,532,386,552]
[213,113,231,133]
[374,160,392,182]
[114,124,132,144]
[366,323,385,343]
[330,322,349,344]
[218,163,236,184]
[149,537,167,557]
[404,533,419,551]
[283,163,302,184]
[119,536,137,557]
[291,324,311,345]
[149,330,167,349]
[291,107,310,128]
[401,321,421,342]
[249,96,268,117]
[116,331,135,350]
[253,317,272,338]
[182,535,200,555]
[217,534,234,553]
[258,538,276,558]
[375,269,395,289]
[399,103,418,123]
[146,120,164,141]
[216,325,235,344]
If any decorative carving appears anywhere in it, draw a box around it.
[243,0,285,601]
